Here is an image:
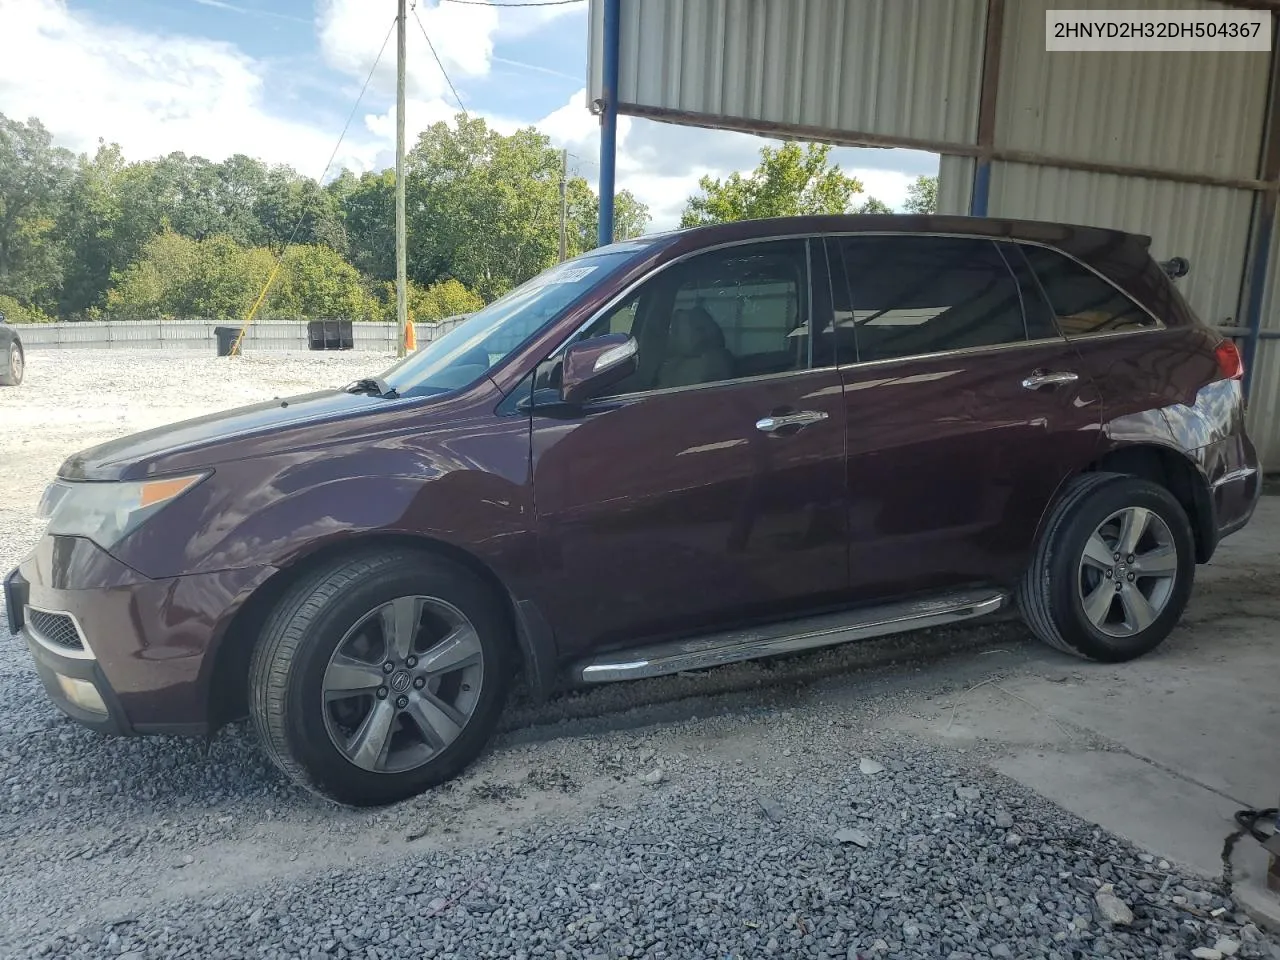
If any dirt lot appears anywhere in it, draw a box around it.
[1,351,1278,960]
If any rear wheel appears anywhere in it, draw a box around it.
[249,550,514,805]
[1018,473,1195,661]
[0,342,22,386]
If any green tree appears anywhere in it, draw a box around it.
[407,116,563,299]
[854,196,893,214]
[403,115,648,299]
[567,179,651,250]
[0,115,75,311]
[268,244,377,319]
[903,174,938,214]
[107,231,274,321]
[0,293,54,323]
[334,169,396,283]
[411,278,484,322]
[105,229,198,318]
[680,142,864,227]
[254,164,347,252]
[57,141,129,317]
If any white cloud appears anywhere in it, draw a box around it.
[0,0,372,175]
[0,0,538,178]
[318,0,497,104]
[489,1,584,40]
[0,1,931,230]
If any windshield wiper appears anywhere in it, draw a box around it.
[344,377,399,399]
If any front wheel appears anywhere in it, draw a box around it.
[249,550,514,805]
[1018,473,1195,662]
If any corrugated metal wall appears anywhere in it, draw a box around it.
[590,0,986,144]
[997,0,1269,180]
[937,156,976,218]
[983,164,1255,327]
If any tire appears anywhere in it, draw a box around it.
[0,342,22,386]
[1017,473,1195,662]
[249,550,514,805]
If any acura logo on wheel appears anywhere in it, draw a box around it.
[390,671,412,692]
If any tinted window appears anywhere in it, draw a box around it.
[556,240,812,395]
[997,241,1061,342]
[662,241,809,384]
[1020,244,1156,336]
[837,237,1027,363]
[381,247,642,398]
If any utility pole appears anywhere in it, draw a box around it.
[558,148,568,262]
[394,0,408,358]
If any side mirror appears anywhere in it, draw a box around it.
[560,333,638,404]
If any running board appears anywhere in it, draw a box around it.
[574,589,1007,683]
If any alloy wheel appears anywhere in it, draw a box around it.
[1077,506,1178,638]
[321,595,484,773]
[9,347,21,382]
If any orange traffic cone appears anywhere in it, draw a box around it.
[404,319,417,352]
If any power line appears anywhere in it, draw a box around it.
[231,17,397,355]
[411,6,468,115]
[310,19,398,198]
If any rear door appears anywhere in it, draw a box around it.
[826,234,1104,598]
[1014,242,1217,417]
[528,238,849,660]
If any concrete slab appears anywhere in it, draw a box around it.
[885,497,1280,930]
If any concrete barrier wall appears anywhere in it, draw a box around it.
[15,317,467,352]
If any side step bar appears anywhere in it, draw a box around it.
[574,589,1006,683]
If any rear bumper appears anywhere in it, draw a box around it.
[6,537,268,737]
[1205,441,1262,548]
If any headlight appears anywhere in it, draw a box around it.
[37,474,208,549]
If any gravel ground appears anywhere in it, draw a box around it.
[1,350,1278,960]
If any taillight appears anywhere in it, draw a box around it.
[1215,339,1244,381]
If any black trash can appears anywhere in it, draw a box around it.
[307,319,354,351]
[214,326,240,357]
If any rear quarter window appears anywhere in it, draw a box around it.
[1019,245,1158,337]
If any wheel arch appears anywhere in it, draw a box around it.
[205,532,558,731]
[1034,442,1215,567]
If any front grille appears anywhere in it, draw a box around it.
[27,609,85,652]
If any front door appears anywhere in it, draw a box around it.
[824,234,1104,599]
[528,239,849,660]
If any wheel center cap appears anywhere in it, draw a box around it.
[389,671,412,693]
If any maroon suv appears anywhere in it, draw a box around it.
[6,215,1260,805]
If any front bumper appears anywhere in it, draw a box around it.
[7,571,132,734]
[6,537,268,737]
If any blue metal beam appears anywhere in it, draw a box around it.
[1242,200,1274,399]
[597,0,620,247]
[1241,17,1280,401]
[970,160,992,217]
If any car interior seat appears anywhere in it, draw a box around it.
[654,306,735,389]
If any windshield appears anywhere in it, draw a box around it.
[380,247,646,399]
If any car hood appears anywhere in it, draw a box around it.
[59,389,395,481]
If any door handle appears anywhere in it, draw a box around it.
[1021,371,1079,390]
[755,410,829,433]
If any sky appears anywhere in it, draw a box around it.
[0,0,939,230]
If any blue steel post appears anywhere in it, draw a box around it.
[970,0,1003,218]
[597,0,621,247]
[970,161,992,217]
[1242,17,1280,401]
[1242,202,1274,399]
